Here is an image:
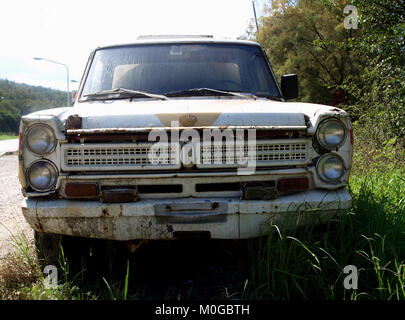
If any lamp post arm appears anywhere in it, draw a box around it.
[66,65,70,107]
[34,58,70,106]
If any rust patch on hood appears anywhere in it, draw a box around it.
[65,114,82,130]
[156,112,221,127]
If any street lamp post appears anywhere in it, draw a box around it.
[34,57,70,107]
[252,1,259,34]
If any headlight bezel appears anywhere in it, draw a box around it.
[25,123,57,156]
[316,117,347,150]
[316,153,345,183]
[26,159,58,192]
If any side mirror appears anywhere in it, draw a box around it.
[281,74,298,100]
[72,90,77,105]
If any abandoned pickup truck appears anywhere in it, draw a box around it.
[19,36,352,262]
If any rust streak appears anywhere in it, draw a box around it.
[102,208,109,217]
[119,204,123,216]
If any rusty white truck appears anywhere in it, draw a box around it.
[18,36,352,265]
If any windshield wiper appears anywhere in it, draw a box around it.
[83,88,169,101]
[254,94,283,101]
[165,88,257,100]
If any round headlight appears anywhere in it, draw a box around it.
[26,124,56,155]
[316,118,346,150]
[316,153,345,183]
[27,160,58,191]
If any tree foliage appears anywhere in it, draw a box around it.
[0,79,66,134]
[340,0,405,145]
[255,0,404,145]
[257,0,362,105]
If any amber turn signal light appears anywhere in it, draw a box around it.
[278,177,309,193]
[65,183,98,199]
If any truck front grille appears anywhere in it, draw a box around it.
[61,139,310,172]
[62,143,180,171]
[198,141,308,168]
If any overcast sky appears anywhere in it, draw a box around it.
[0,0,266,92]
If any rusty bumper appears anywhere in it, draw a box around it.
[22,188,352,240]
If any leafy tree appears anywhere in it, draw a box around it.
[254,0,404,146]
[256,0,362,105]
[340,0,405,145]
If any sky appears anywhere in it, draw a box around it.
[0,0,266,92]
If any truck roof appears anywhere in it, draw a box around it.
[96,36,261,50]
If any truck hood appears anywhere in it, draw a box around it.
[27,98,348,134]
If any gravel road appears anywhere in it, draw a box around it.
[0,155,33,261]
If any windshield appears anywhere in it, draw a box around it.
[80,43,281,100]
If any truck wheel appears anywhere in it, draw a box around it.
[59,235,91,277]
[34,231,63,268]
[35,232,90,279]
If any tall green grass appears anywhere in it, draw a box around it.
[0,227,95,300]
[248,169,405,300]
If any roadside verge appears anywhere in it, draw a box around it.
[0,151,18,157]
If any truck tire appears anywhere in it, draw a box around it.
[35,232,91,279]
[34,231,63,268]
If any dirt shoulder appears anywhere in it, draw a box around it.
[0,155,33,261]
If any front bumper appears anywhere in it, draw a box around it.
[22,188,352,240]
